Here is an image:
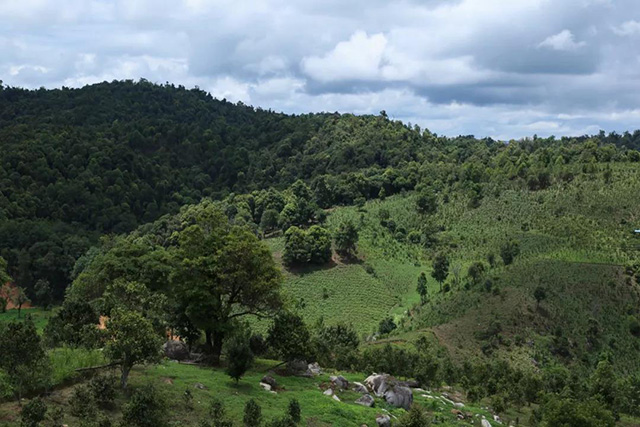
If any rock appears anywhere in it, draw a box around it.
[365,373,393,397]
[398,379,420,388]
[307,362,322,376]
[260,382,271,391]
[454,402,465,409]
[481,419,492,427]
[375,414,391,427]
[332,395,341,402]
[323,388,333,396]
[355,394,375,407]
[163,340,189,361]
[287,359,308,374]
[193,383,208,390]
[261,375,278,389]
[330,375,349,390]
[353,382,368,393]
[383,385,413,410]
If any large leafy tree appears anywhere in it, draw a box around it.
[431,253,449,292]
[173,204,282,365]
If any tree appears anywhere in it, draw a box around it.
[534,286,547,308]
[378,317,397,335]
[244,399,263,427]
[104,309,162,388]
[267,312,311,363]
[0,316,51,401]
[416,188,437,215]
[283,226,310,265]
[12,287,29,318]
[226,336,254,384]
[334,220,358,259]
[43,299,100,348]
[431,253,449,292]
[34,279,52,310]
[500,240,520,266]
[260,209,280,233]
[467,262,485,285]
[0,256,11,286]
[307,226,332,264]
[538,396,614,427]
[417,273,428,305]
[172,205,282,365]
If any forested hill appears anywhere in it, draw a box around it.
[1,79,640,299]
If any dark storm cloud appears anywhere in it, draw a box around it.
[0,0,639,138]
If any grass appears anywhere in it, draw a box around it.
[0,307,53,333]
[0,359,506,426]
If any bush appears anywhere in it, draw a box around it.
[69,384,97,420]
[88,375,116,408]
[226,336,254,383]
[378,317,397,335]
[121,384,166,427]
[243,399,262,427]
[288,399,301,424]
[500,240,520,266]
[395,404,430,427]
[20,397,47,427]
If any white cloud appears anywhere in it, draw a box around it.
[612,20,640,36]
[538,30,586,51]
[301,31,387,82]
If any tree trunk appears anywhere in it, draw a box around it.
[18,303,22,318]
[212,332,224,366]
[121,365,131,389]
[205,329,213,354]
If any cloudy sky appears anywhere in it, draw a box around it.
[1,0,640,139]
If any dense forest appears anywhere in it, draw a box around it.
[3,80,640,426]
[2,80,640,301]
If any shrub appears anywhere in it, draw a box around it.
[288,398,301,424]
[20,397,47,427]
[500,240,520,266]
[69,384,97,420]
[88,375,116,408]
[395,404,431,427]
[378,317,397,335]
[226,336,254,383]
[243,399,262,427]
[121,384,166,427]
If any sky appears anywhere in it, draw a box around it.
[1,0,640,140]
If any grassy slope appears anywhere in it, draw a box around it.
[0,360,500,426]
[265,164,640,374]
[0,307,53,334]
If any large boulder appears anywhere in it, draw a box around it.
[365,374,393,397]
[287,359,308,374]
[353,382,368,393]
[163,340,189,361]
[261,375,278,389]
[307,362,322,376]
[384,385,413,410]
[330,375,349,390]
[355,394,375,407]
[375,414,391,427]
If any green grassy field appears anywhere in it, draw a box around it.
[0,307,54,333]
[0,359,503,426]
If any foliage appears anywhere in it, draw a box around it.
[282,225,332,266]
[267,312,311,362]
[226,335,255,383]
[500,240,521,266]
[243,399,262,427]
[0,316,50,400]
[395,404,431,427]
[121,383,167,427]
[104,309,162,388]
[378,317,397,335]
[430,253,449,291]
[287,398,301,424]
[417,272,428,305]
[20,397,47,427]
[334,220,358,259]
[537,396,615,427]
[69,384,98,420]
[44,299,100,348]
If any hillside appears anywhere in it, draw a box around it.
[2,81,640,425]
